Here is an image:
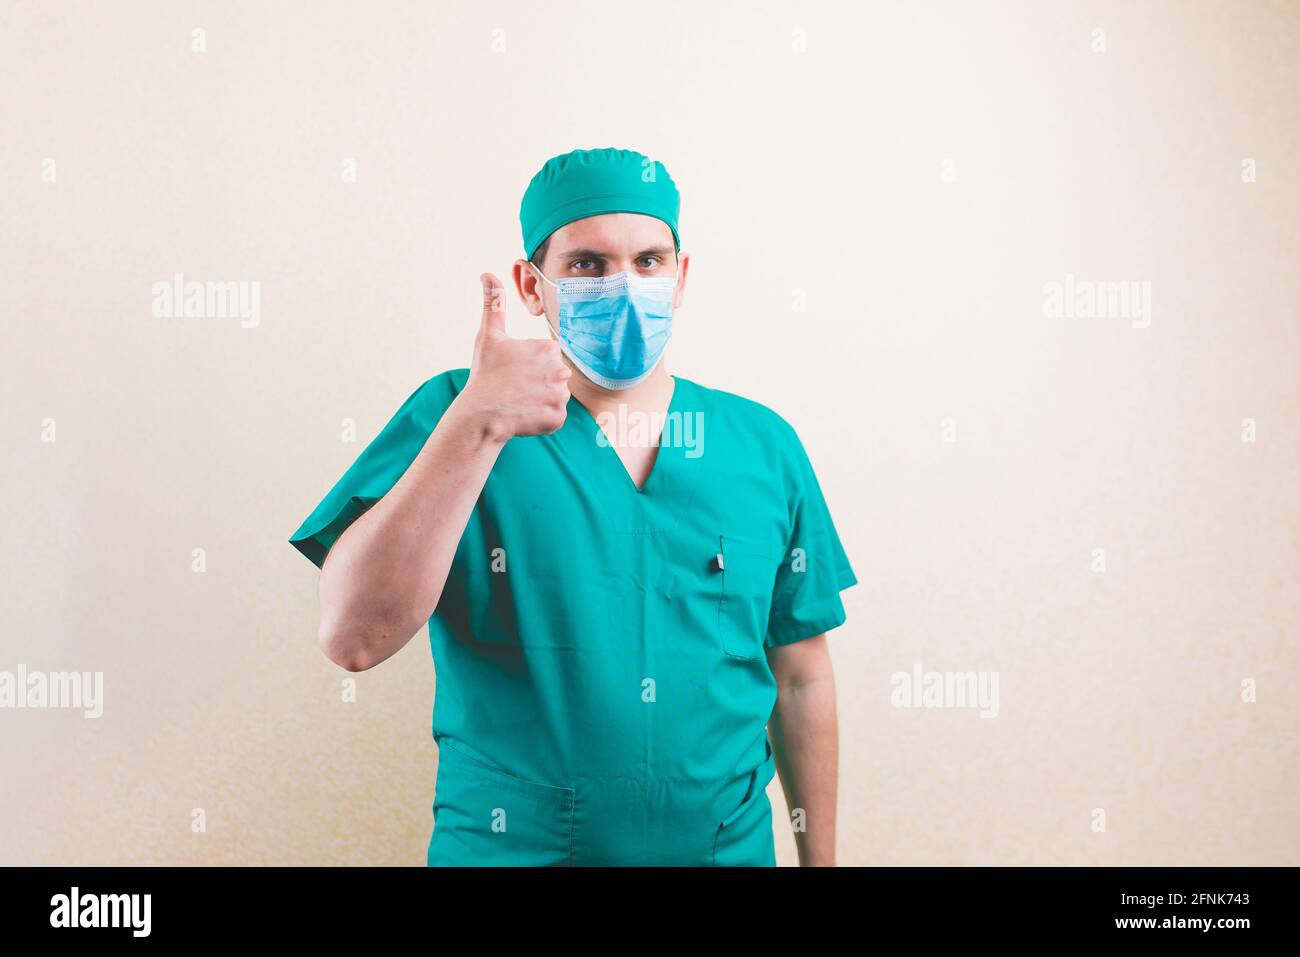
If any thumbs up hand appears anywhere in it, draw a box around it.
[460,273,571,442]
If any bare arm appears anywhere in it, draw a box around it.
[767,633,839,866]
[316,399,503,671]
[316,274,571,671]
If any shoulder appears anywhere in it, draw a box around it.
[685,377,801,445]
[412,367,471,403]
[682,377,817,488]
[392,368,470,430]
[416,367,470,397]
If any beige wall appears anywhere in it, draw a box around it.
[1,0,1297,865]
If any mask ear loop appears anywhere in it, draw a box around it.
[528,261,558,288]
[527,261,563,338]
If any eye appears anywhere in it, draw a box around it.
[570,259,598,272]
[636,256,661,270]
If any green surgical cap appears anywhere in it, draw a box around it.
[519,147,680,260]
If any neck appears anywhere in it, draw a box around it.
[567,362,675,421]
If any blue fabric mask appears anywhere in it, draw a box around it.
[531,266,677,390]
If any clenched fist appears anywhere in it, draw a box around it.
[458,272,571,442]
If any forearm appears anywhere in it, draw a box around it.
[316,393,505,670]
[769,673,839,866]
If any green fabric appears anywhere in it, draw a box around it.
[290,370,857,866]
[519,147,681,259]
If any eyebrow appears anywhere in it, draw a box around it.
[555,246,676,262]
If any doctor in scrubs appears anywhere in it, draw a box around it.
[290,147,857,866]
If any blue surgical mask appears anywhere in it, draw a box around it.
[530,264,677,391]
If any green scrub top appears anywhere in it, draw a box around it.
[290,369,857,866]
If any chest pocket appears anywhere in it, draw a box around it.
[717,534,787,660]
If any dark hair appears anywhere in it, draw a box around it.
[529,236,551,271]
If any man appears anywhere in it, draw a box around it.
[289,147,857,866]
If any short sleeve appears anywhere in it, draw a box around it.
[764,431,858,648]
[288,371,462,569]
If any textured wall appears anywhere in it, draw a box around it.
[1,0,1296,865]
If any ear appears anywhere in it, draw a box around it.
[512,259,547,317]
[671,252,690,310]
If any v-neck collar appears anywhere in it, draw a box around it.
[563,374,688,496]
